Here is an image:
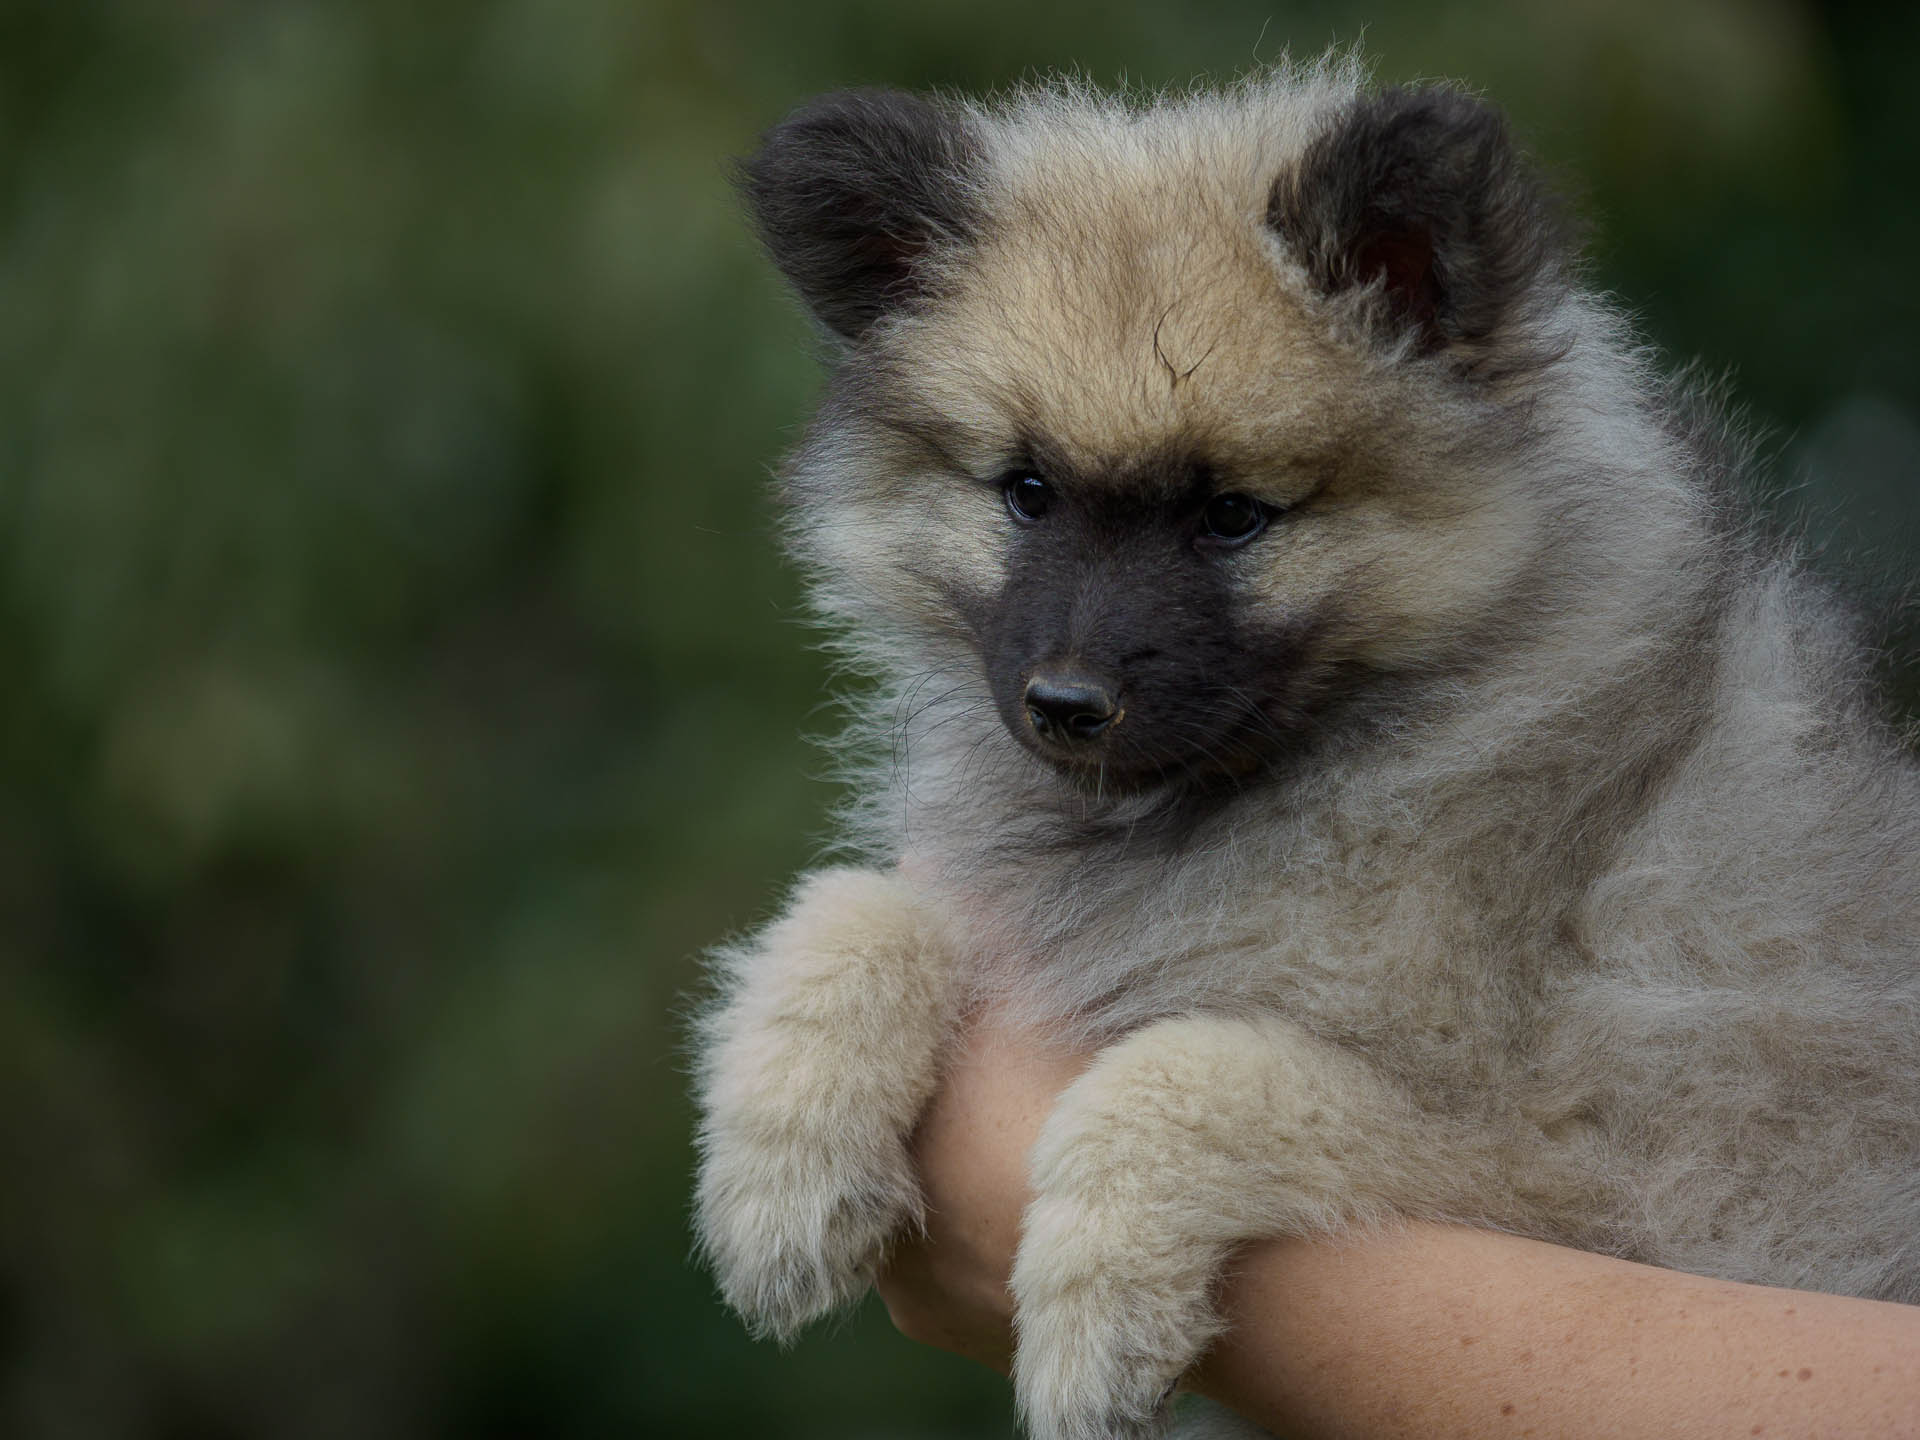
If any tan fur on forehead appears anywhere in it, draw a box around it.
[898,62,1384,485]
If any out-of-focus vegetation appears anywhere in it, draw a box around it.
[0,1,1913,1436]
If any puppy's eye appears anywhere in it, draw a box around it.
[1200,492,1270,546]
[1002,472,1054,522]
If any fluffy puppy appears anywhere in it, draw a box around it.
[694,57,1920,1440]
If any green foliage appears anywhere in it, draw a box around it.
[0,1,1913,1434]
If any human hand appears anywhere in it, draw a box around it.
[874,1015,1089,1374]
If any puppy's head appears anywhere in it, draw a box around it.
[741,72,1574,796]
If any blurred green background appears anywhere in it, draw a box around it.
[0,1,1914,1436]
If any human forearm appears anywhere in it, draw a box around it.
[877,1018,1920,1439]
[1195,1224,1920,1439]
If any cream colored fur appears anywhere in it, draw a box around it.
[696,57,1920,1440]
[696,869,959,1339]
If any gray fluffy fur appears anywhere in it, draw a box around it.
[695,56,1920,1440]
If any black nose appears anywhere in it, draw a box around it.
[1024,672,1120,743]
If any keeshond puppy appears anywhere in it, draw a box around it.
[694,57,1920,1440]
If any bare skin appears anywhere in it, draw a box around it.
[877,1017,1920,1439]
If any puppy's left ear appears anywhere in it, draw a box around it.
[739,90,981,343]
[1269,87,1572,366]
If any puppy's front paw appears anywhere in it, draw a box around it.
[694,866,956,1342]
[696,1130,919,1343]
[1010,1193,1218,1440]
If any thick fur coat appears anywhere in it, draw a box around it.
[693,58,1920,1440]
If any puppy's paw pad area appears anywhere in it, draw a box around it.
[697,1144,918,1342]
[1013,1243,1205,1440]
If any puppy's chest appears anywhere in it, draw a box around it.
[921,824,1518,1056]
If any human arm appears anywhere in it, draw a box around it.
[876,1017,1920,1439]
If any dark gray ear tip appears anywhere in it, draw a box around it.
[737,89,973,210]
[745,90,928,162]
[1373,83,1507,132]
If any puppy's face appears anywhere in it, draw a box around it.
[745,80,1567,795]
[889,262,1379,793]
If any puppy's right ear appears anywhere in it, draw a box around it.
[1268,86,1571,371]
[739,90,981,343]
